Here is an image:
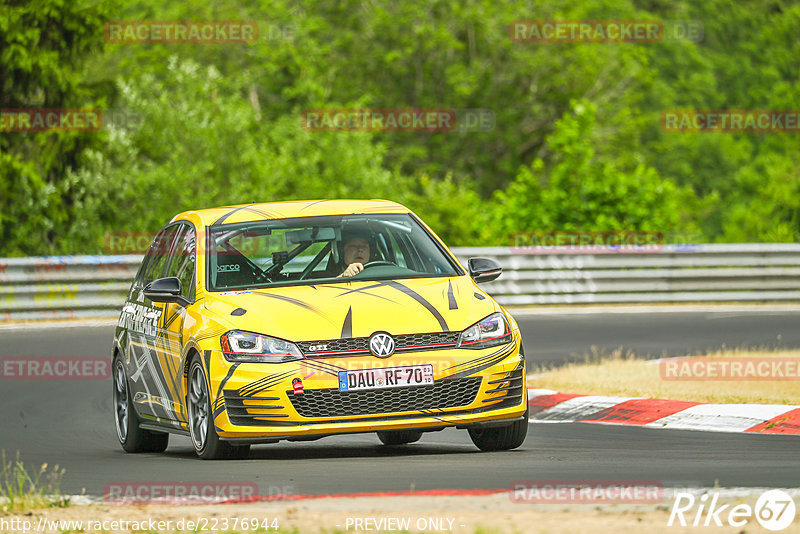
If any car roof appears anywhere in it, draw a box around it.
[172,199,411,227]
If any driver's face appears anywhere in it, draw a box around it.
[343,237,370,264]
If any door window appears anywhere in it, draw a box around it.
[166,223,197,301]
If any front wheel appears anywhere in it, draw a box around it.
[468,406,529,452]
[113,356,169,453]
[187,356,250,460]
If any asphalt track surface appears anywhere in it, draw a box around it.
[0,309,799,497]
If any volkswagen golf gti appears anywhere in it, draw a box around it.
[111,199,528,459]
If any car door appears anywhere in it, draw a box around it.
[158,222,197,425]
[121,223,180,421]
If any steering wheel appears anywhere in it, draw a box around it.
[361,260,396,269]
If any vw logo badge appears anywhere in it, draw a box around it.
[369,332,395,358]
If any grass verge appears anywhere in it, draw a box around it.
[528,348,800,404]
[0,451,69,514]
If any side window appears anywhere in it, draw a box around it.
[166,224,197,301]
[141,225,179,288]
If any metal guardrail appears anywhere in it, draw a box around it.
[2,244,800,321]
[0,255,141,321]
[452,244,800,305]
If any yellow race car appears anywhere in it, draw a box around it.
[112,200,527,459]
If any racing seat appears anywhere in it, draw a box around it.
[214,251,256,288]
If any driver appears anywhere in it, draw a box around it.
[338,236,371,277]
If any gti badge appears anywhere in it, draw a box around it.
[369,332,395,358]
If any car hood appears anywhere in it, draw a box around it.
[201,276,499,341]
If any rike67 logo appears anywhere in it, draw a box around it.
[668,490,796,531]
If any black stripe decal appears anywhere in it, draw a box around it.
[300,360,344,376]
[384,280,449,332]
[447,280,457,310]
[215,362,241,398]
[302,359,346,371]
[341,307,352,338]
[198,329,226,342]
[239,370,295,396]
[446,344,513,371]
[300,200,330,211]
[248,292,325,315]
[445,346,517,380]
[211,205,252,227]
[322,283,399,303]
[211,205,276,227]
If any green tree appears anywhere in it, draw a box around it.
[490,100,695,243]
[0,0,111,255]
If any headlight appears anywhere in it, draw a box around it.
[458,312,513,349]
[220,330,304,363]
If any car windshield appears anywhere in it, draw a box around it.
[206,214,460,290]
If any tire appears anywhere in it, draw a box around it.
[187,356,250,460]
[113,355,169,453]
[377,430,423,445]
[468,405,529,452]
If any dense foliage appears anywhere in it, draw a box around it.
[2,0,799,255]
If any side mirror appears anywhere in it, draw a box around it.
[467,257,502,283]
[144,277,191,307]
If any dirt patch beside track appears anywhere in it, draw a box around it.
[5,491,800,533]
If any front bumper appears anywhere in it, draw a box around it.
[205,341,527,441]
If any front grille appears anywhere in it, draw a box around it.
[396,332,460,349]
[223,392,289,426]
[297,332,460,356]
[288,376,482,418]
[296,337,366,354]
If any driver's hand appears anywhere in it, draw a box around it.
[338,263,364,277]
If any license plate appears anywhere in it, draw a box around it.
[338,364,434,392]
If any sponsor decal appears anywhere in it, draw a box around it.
[118,303,162,336]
